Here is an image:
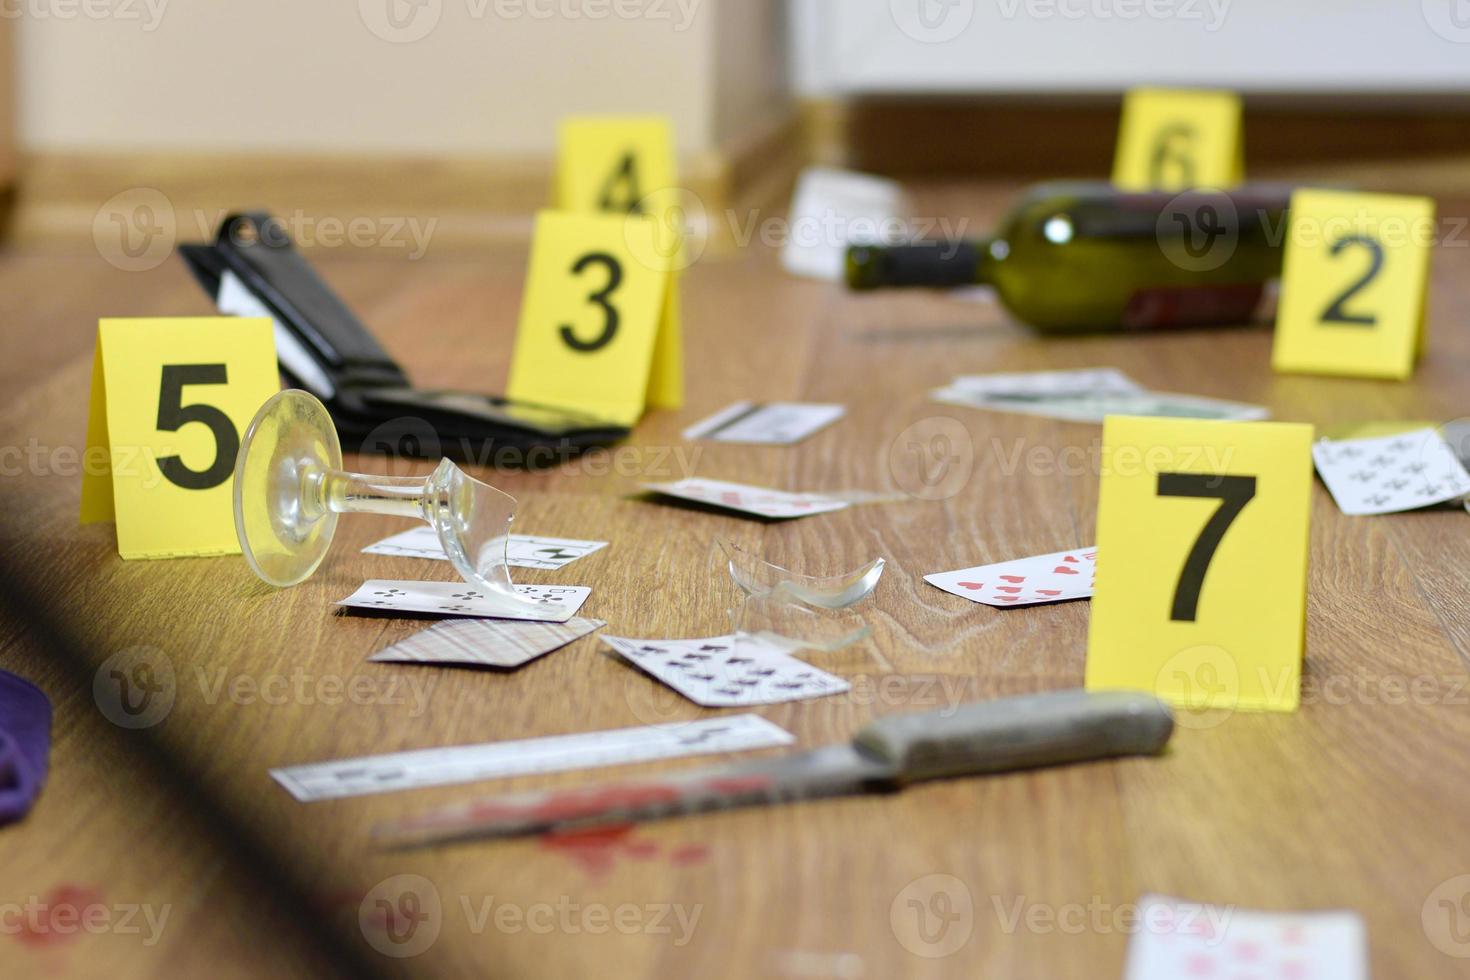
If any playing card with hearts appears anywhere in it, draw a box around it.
[925,547,1098,607]
[1313,427,1470,516]
[642,478,853,520]
[1124,894,1367,980]
[603,634,850,707]
[368,616,607,669]
[339,581,591,623]
[363,527,610,570]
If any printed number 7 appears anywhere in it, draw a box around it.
[1157,473,1257,622]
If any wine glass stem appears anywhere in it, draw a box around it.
[317,470,431,521]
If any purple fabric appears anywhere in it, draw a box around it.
[0,670,50,825]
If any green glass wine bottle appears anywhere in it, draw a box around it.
[845,182,1293,333]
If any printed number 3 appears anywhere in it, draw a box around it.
[1157,473,1257,622]
[156,364,238,491]
[560,252,623,353]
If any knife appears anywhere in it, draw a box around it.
[374,690,1174,850]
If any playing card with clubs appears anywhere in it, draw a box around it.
[369,617,606,669]
[339,581,591,623]
[363,527,609,570]
[925,547,1098,607]
[1124,894,1367,980]
[1313,427,1470,516]
[683,401,846,445]
[603,634,850,707]
[642,478,852,520]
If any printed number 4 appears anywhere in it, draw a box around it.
[156,363,238,491]
[560,252,623,353]
[1157,473,1257,622]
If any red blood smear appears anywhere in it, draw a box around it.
[14,886,106,949]
[539,824,638,876]
[669,844,710,867]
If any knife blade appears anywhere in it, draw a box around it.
[374,690,1174,850]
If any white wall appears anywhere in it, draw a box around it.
[793,0,1470,97]
[19,0,745,155]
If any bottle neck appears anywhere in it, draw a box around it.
[846,237,994,290]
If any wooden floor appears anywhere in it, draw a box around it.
[3,182,1470,979]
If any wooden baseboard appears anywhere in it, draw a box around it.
[11,109,804,254]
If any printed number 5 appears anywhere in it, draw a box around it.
[560,252,623,353]
[1158,473,1257,622]
[156,364,239,491]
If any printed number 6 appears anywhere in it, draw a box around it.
[1158,473,1257,622]
[1149,123,1197,188]
[560,252,623,353]
[156,364,238,491]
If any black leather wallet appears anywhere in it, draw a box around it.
[179,212,629,463]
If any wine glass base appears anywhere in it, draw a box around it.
[234,390,343,587]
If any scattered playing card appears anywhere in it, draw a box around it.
[369,617,606,669]
[683,402,846,445]
[1124,894,1367,980]
[781,166,909,282]
[363,527,609,570]
[604,634,850,707]
[339,581,591,623]
[926,547,1097,607]
[934,386,1268,423]
[642,478,852,520]
[1313,427,1470,516]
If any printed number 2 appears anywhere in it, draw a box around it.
[1320,234,1384,327]
[559,252,623,353]
[156,364,238,491]
[1157,473,1257,622]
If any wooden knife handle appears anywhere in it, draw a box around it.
[853,690,1174,784]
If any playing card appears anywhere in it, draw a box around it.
[369,617,606,669]
[339,581,591,623]
[1313,427,1470,516]
[643,478,852,520]
[363,527,609,570]
[603,634,850,707]
[1125,894,1367,980]
[781,166,909,282]
[925,547,1098,607]
[683,402,846,445]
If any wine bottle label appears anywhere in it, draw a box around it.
[1121,284,1269,331]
